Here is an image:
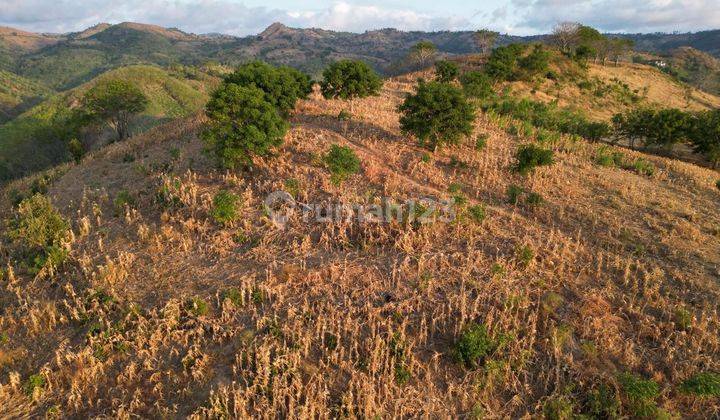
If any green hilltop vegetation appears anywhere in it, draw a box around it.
[0,69,53,123]
[0,65,220,181]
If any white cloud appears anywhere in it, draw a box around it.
[512,0,720,33]
[0,0,470,35]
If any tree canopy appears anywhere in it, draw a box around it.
[320,60,382,101]
[398,80,476,150]
[81,79,148,141]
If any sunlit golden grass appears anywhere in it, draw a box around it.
[0,73,718,417]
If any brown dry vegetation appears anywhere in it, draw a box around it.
[0,73,719,418]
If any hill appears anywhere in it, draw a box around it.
[0,65,219,181]
[0,70,719,417]
[0,69,52,123]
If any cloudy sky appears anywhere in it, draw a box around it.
[1,0,719,36]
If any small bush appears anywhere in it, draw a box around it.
[628,158,655,176]
[467,205,486,223]
[435,60,460,83]
[223,288,242,306]
[187,297,209,317]
[324,144,361,185]
[543,395,574,420]
[453,322,496,369]
[337,109,351,121]
[24,374,45,397]
[8,194,70,271]
[507,184,524,205]
[211,190,240,226]
[618,372,660,418]
[68,138,85,163]
[475,134,488,151]
[516,245,534,267]
[674,308,693,331]
[586,384,621,419]
[526,192,543,206]
[113,190,134,216]
[679,372,720,397]
[515,144,554,175]
[716,180,720,190]
[284,178,300,198]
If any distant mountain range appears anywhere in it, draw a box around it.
[3,21,718,87]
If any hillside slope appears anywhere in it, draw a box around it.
[0,65,219,181]
[0,77,718,417]
[0,69,52,123]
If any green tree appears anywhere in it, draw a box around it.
[320,60,382,112]
[484,44,526,81]
[690,110,720,167]
[224,61,312,116]
[409,41,438,66]
[460,71,494,99]
[435,60,460,83]
[517,44,551,80]
[81,79,148,141]
[202,84,288,169]
[398,80,476,150]
[644,108,693,150]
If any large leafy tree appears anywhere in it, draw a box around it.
[398,80,476,150]
[320,60,382,112]
[81,79,148,141]
[690,110,720,168]
[201,84,288,169]
[224,61,313,116]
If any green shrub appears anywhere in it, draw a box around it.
[223,61,311,116]
[223,288,242,307]
[516,245,534,267]
[320,60,382,101]
[435,60,460,83]
[187,297,209,317]
[674,308,693,331]
[284,178,300,198]
[679,372,720,397]
[453,322,496,368]
[507,184,524,205]
[337,109,351,121]
[618,373,660,418]
[515,144,554,175]
[202,83,288,169]
[586,384,621,419]
[475,133,489,150]
[516,45,550,81]
[467,205,486,223]
[460,71,494,99]
[8,194,70,270]
[484,44,526,81]
[629,158,655,176]
[543,395,574,420]
[211,190,240,226]
[324,144,361,185]
[113,190,134,216]
[24,374,45,397]
[68,138,85,163]
[398,80,476,150]
[526,192,543,206]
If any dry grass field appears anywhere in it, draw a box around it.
[0,70,719,418]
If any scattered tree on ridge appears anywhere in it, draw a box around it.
[201,83,288,169]
[320,60,382,113]
[398,80,476,151]
[224,61,313,116]
[408,41,438,67]
[474,29,499,56]
[550,22,581,53]
[81,79,148,141]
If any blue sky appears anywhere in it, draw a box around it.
[1,0,719,35]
